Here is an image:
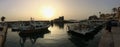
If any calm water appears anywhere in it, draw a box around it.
[4,23,102,47]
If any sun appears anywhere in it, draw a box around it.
[41,7,54,18]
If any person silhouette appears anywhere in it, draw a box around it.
[1,16,6,26]
[106,18,113,32]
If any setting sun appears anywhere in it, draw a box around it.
[41,7,54,18]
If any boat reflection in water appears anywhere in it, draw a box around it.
[18,29,50,47]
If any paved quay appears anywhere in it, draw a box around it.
[0,25,8,47]
[99,26,120,47]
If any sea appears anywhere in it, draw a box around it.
[4,23,102,47]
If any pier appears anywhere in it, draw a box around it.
[99,26,120,47]
[0,25,8,47]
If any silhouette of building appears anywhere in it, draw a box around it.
[52,16,64,23]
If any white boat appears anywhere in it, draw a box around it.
[68,24,94,35]
[67,21,96,35]
[30,22,50,30]
[12,17,50,31]
[19,23,31,31]
[19,22,50,31]
[67,20,104,35]
[11,24,20,31]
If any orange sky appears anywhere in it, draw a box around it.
[0,0,120,21]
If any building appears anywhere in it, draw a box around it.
[52,16,64,23]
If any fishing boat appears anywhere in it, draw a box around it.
[19,23,31,31]
[19,22,50,31]
[11,17,50,31]
[67,21,96,35]
[11,23,20,31]
[67,20,105,36]
[30,22,50,30]
[68,25,94,35]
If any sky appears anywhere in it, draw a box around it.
[0,0,120,21]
